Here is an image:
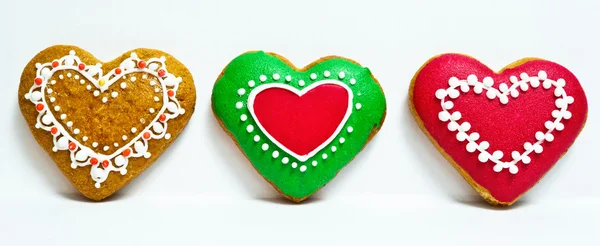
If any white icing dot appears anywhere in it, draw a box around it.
[74,75,80,80]
[486,89,497,99]
[447,89,459,99]
[435,89,447,99]
[79,79,85,84]
[499,83,509,93]
[273,74,280,80]
[73,129,80,134]
[155,88,161,93]
[30,91,42,101]
[477,152,496,162]
[246,125,254,133]
[538,71,547,80]
[466,142,477,152]
[322,153,328,159]
[67,73,72,78]
[355,103,362,110]
[448,77,460,87]
[347,126,354,133]
[555,98,566,108]
[473,84,484,94]
[131,77,137,82]
[150,81,156,86]
[545,133,555,142]
[111,92,118,98]
[510,89,519,98]
[499,95,509,104]
[272,151,279,158]
[56,137,68,149]
[292,162,298,168]
[460,84,470,93]
[54,106,60,111]
[520,82,529,91]
[149,108,155,113]
[114,143,119,147]
[122,135,128,141]
[236,102,243,109]
[492,150,504,159]
[248,80,255,87]
[103,146,109,151]
[535,131,545,141]
[564,111,572,119]
[339,137,345,144]
[310,73,317,80]
[533,144,543,154]
[300,165,307,172]
[447,122,459,131]
[479,141,490,150]
[102,97,108,103]
[522,156,531,164]
[324,71,331,77]
[543,80,552,89]
[509,76,518,84]
[93,90,100,97]
[59,75,64,79]
[438,111,451,122]
[82,136,88,141]
[524,142,533,150]
[298,80,305,86]
[509,165,519,174]
[285,76,292,82]
[92,142,98,147]
[468,75,479,85]
[86,85,92,90]
[238,88,246,96]
[551,110,561,118]
[556,78,566,87]
[254,135,260,142]
[566,96,574,104]
[554,87,564,97]
[338,72,345,79]
[60,114,66,120]
[350,78,356,85]
[555,122,565,131]
[443,101,453,110]
[131,127,137,133]
[120,82,127,89]
[165,133,171,140]
[282,157,289,164]
[470,132,480,141]
[50,97,56,102]
[142,74,148,79]
[312,160,318,166]
[47,88,53,94]
[50,80,56,85]
[530,78,540,88]
[544,121,555,130]
[492,164,502,172]
[511,151,521,161]
[460,122,471,131]
[262,143,269,151]
[259,75,267,82]
[240,114,248,121]
[154,96,160,102]
[331,146,337,152]
[451,112,461,121]
[41,115,52,125]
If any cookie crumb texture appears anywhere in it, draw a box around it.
[409,54,588,205]
[212,51,386,202]
[18,45,196,200]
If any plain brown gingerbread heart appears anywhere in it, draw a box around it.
[18,45,196,200]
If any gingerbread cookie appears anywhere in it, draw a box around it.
[18,45,196,200]
[212,51,386,202]
[409,54,588,206]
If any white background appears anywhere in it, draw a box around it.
[1,0,599,245]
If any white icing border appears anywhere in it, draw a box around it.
[24,51,185,188]
[436,71,574,174]
[247,80,353,162]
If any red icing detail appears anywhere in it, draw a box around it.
[411,54,588,203]
[115,68,122,75]
[252,84,349,156]
[35,103,44,111]
[143,132,151,140]
[90,158,98,165]
[158,69,166,77]
[167,90,175,97]
[138,60,146,69]
[102,160,109,168]
[123,148,131,157]
[78,63,86,70]
[34,77,43,85]
[51,61,59,68]
[68,142,77,151]
[159,114,167,122]
[50,127,58,135]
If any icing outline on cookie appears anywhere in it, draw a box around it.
[24,51,185,188]
[247,80,354,162]
[436,71,574,174]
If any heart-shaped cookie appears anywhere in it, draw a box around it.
[212,51,386,202]
[410,54,588,206]
[18,45,196,200]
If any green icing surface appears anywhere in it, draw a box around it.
[212,51,386,200]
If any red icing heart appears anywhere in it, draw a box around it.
[411,54,588,205]
[249,83,351,161]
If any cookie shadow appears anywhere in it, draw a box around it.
[58,191,128,203]
[403,97,476,202]
[256,196,324,205]
[454,195,531,210]
[206,108,280,200]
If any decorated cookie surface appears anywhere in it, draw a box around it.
[212,51,386,202]
[410,54,588,206]
[18,45,196,200]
